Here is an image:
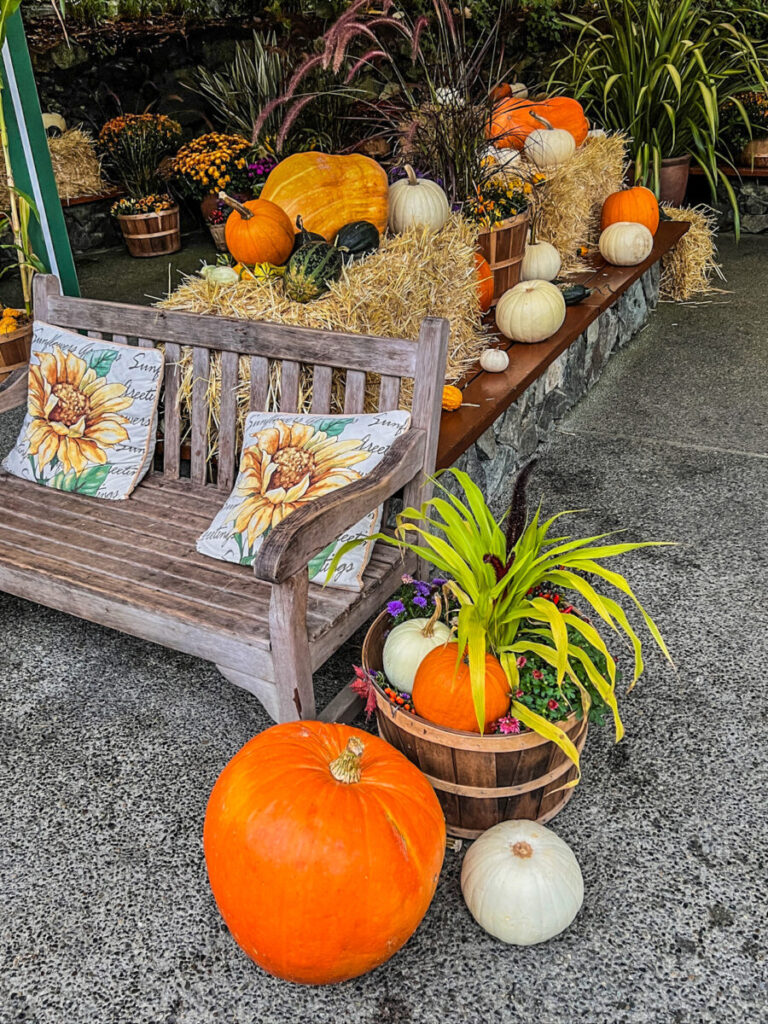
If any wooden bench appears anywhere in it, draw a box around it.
[0,275,449,724]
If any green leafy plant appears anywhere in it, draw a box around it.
[331,464,672,772]
[549,0,768,231]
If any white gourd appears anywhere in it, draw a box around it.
[201,265,240,286]
[461,819,584,946]
[599,221,654,266]
[495,280,566,343]
[521,241,561,282]
[508,81,528,99]
[435,86,465,107]
[523,113,576,170]
[479,348,509,373]
[389,165,450,235]
[382,599,452,691]
[481,145,521,174]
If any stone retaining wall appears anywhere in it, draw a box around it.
[448,264,660,503]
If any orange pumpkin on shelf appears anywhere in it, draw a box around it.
[221,193,294,266]
[412,643,511,733]
[204,721,446,986]
[441,384,463,411]
[601,186,660,236]
[488,96,589,151]
[261,151,389,241]
[475,252,494,312]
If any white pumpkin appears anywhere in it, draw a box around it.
[508,81,528,99]
[521,240,561,282]
[435,86,465,107]
[389,165,450,235]
[496,280,566,344]
[599,221,654,266]
[481,145,522,174]
[524,125,576,169]
[461,819,584,945]
[479,348,509,373]
[382,602,452,691]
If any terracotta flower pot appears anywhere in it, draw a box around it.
[658,155,691,206]
[740,138,768,168]
[362,610,587,839]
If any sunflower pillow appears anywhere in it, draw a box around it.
[197,411,411,591]
[2,322,163,500]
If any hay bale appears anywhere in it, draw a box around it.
[535,133,628,274]
[158,215,489,462]
[0,128,106,211]
[660,205,723,301]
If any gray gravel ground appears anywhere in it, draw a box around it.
[1,235,767,1024]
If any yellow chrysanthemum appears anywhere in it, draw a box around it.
[26,346,133,474]
[230,421,369,547]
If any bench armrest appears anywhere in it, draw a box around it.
[0,368,27,415]
[253,428,426,584]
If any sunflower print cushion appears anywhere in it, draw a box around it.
[2,322,163,500]
[197,411,411,591]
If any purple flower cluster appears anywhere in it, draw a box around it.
[247,157,277,181]
[385,574,455,625]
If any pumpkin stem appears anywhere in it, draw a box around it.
[530,111,554,131]
[404,164,419,187]
[218,191,253,221]
[329,736,365,784]
[511,840,534,859]
[421,594,443,638]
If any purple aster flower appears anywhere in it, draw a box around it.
[414,579,431,596]
[387,599,406,617]
[413,595,428,608]
[432,577,447,587]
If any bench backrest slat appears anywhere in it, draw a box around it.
[218,350,239,491]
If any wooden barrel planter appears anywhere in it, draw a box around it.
[117,206,181,258]
[476,210,529,306]
[363,611,587,839]
[0,321,32,381]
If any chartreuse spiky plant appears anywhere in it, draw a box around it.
[331,465,672,775]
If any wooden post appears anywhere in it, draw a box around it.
[268,569,317,722]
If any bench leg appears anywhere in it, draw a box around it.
[268,569,317,722]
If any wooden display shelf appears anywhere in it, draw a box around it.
[689,164,768,179]
[60,187,122,209]
[436,219,689,470]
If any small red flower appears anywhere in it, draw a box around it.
[515,689,524,698]
[533,669,543,680]
[516,656,527,668]
[547,698,559,710]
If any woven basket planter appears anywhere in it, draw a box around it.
[117,206,181,258]
[476,210,530,305]
[362,610,586,839]
[207,223,228,252]
[0,321,32,381]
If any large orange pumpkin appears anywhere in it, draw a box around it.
[412,643,511,733]
[261,152,389,241]
[204,721,445,985]
[475,252,494,312]
[601,186,660,235]
[223,196,294,266]
[488,96,589,151]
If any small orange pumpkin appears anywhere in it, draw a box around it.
[475,252,494,312]
[488,96,589,151]
[222,194,294,266]
[441,384,463,411]
[413,643,511,732]
[204,721,445,985]
[601,186,660,236]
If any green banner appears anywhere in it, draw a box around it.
[2,11,79,296]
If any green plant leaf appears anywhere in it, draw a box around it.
[510,699,581,782]
[308,540,337,580]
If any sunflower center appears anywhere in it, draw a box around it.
[49,382,90,427]
[270,447,315,490]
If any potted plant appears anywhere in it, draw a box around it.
[110,194,180,258]
[464,175,537,304]
[726,91,768,168]
[550,0,768,221]
[98,113,182,257]
[169,132,261,221]
[344,465,672,837]
[204,201,228,251]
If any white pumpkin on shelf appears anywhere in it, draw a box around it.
[389,165,451,235]
[599,221,654,266]
[495,279,566,344]
[461,819,584,946]
[382,598,452,691]
[521,213,561,282]
[523,115,576,170]
[479,347,509,373]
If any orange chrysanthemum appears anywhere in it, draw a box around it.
[230,421,369,547]
[26,346,132,474]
